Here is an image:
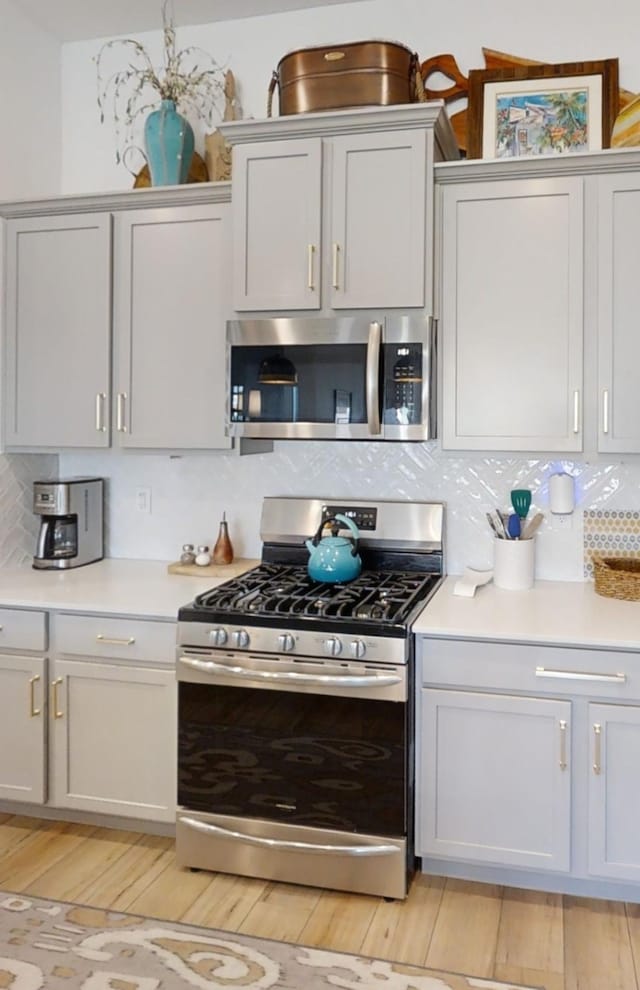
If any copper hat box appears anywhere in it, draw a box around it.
[267,40,425,117]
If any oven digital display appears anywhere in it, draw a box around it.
[322,505,377,530]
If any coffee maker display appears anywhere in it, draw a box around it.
[33,478,104,570]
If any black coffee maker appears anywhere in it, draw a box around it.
[33,478,104,570]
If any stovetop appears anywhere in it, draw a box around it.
[178,562,442,638]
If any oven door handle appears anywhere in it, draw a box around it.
[178,655,402,687]
[178,815,398,857]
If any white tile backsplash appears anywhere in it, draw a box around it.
[55,444,640,580]
[0,453,57,565]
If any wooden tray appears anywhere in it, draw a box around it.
[167,557,260,578]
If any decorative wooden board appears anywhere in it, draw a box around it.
[167,557,260,578]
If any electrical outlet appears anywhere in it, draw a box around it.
[135,487,152,513]
[551,513,572,530]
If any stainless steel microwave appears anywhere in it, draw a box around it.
[226,316,436,441]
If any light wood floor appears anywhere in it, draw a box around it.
[1,814,639,990]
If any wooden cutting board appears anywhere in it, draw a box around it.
[167,557,260,578]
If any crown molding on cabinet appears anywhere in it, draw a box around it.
[218,102,460,161]
[0,181,231,219]
[435,147,640,184]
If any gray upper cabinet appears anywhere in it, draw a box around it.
[4,213,111,449]
[232,138,322,311]
[2,186,232,452]
[597,172,640,453]
[113,203,231,450]
[222,104,458,314]
[439,172,584,452]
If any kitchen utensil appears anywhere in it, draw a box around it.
[305,513,362,583]
[488,509,508,539]
[511,489,532,519]
[507,513,521,539]
[486,511,504,539]
[520,512,544,540]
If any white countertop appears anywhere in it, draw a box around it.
[0,559,240,620]
[414,576,640,651]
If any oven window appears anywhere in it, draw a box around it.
[178,683,406,836]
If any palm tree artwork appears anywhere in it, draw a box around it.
[495,88,589,157]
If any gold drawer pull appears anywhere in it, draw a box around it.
[29,674,41,717]
[593,723,602,774]
[51,678,64,719]
[559,719,567,770]
[96,634,136,646]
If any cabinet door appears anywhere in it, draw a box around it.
[4,214,111,449]
[232,139,322,311]
[50,659,176,822]
[588,703,640,880]
[419,688,571,871]
[597,175,640,452]
[0,656,46,804]
[330,130,427,309]
[440,177,584,451]
[114,204,231,449]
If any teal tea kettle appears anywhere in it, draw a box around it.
[305,514,362,584]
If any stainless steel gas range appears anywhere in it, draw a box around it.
[175,496,444,899]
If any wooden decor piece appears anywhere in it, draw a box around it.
[205,69,242,181]
[466,59,619,160]
[482,47,636,111]
[167,557,260,578]
[133,151,208,188]
[420,53,469,153]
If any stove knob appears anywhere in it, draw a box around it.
[209,627,228,647]
[350,639,366,659]
[233,629,250,649]
[323,637,343,657]
[278,633,295,653]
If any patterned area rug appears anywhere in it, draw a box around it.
[0,889,539,989]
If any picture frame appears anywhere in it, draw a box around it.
[466,59,619,160]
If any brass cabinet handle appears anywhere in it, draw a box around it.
[116,392,128,432]
[559,719,567,770]
[593,723,602,774]
[29,674,41,717]
[332,242,340,289]
[51,678,64,719]
[307,244,315,290]
[96,634,135,646]
[573,390,581,434]
[535,666,626,684]
[602,388,610,435]
[95,392,107,432]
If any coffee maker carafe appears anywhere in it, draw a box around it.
[33,478,104,570]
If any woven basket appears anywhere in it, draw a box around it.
[593,556,640,601]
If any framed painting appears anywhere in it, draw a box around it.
[466,59,619,159]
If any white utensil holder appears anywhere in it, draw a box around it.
[494,537,535,590]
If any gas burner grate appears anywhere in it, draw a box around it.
[193,564,440,627]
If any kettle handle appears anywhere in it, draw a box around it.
[310,514,360,557]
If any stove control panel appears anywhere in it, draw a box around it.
[180,623,407,665]
[322,505,377,531]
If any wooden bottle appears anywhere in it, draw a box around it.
[213,511,234,565]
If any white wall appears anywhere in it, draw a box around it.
[50,1,640,579]
[61,0,640,193]
[1,0,61,197]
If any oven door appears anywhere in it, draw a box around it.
[176,649,411,898]
[226,315,435,441]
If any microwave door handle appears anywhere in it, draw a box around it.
[366,321,382,435]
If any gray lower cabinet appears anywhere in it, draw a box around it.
[2,189,231,451]
[417,636,640,895]
[0,608,177,825]
[0,654,47,804]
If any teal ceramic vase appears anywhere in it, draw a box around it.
[143,99,194,186]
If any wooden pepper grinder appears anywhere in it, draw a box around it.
[213,511,234,565]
